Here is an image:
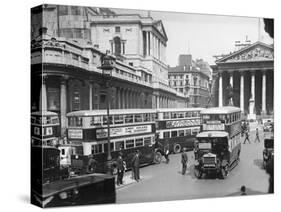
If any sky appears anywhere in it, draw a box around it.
[112,8,273,66]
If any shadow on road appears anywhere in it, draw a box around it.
[253,159,264,170]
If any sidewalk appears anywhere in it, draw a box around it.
[115,171,139,190]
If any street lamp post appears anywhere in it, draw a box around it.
[98,52,115,174]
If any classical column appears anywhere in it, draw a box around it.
[229,71,233,87]
[146,31,149,56]
[240,72,244,112]
[218,72,223,107]
[40,75,48,111]
[262,70,267,114]
[251,71,255,100]
[60,76,67,136]
[150,33,153,57]
[89,81,93,110]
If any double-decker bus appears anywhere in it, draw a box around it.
[66,109,157,174]
[31,111,60,146]
[194,106,242,179]
[155,108,203,154]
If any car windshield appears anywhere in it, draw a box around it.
[198,137,228,155]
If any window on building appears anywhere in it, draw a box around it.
[113,36,121,56]
[59,5,68,15]
[71,6,80,15]
[115,26,121,33]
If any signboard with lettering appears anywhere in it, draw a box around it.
[68,129,83,139]
[96,125,152,139]
[203,124,225,131]
[166,119,200,129]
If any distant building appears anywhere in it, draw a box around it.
[212,41,274,118]
[168,55,211,107]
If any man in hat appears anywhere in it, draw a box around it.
[116,152,125,186]
[181,148,188,175]
[132,150,140,182]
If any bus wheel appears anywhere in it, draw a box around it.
[194,168,202,179]
[220,166,229,179]
[154,152,162,164]
[173,144,181,154]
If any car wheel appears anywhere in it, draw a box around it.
[220,165,229,179]
[173,144,181,154]
[154,152,162,164]
[194,167,202,179]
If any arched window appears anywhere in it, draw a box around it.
[113,36,121,56]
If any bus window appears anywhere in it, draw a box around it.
[103,115,113,125]
[68,117,83,127]
[114,115,124,125]
[134,114,143,123]
[91,144,103,154]
[125,115,134,123]
[171,130,177,137]
[143,114,151,122]
[187,112,193,118]
[163,131,170,138]
[90,116,102,126]
[144,137,152,146]
[104,143,114,152]
[192,128,200,135]
[125,139,134,149]
[178,113,184,118]
[171,112,177,119]
[163,112,170,119]
[185,129,191,136]
[192,112,198,117]
[178,130,184,137]
[115,141,124,151]
[151,113,156,121]
[135,138,144,147]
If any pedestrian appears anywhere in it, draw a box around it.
[240,185,247,195]
[87,155,97,174]
[181,147,188,175]
[243,130,251,144]
[164,143,170,164]
[254,128,260,143]
[131,150,140,182]
[116,152,125,186]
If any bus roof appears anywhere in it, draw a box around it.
[200,106,241,115]
[196,131,229,138]
[156,107,204,113]
[31,110,59,116]
[66,109,156,117]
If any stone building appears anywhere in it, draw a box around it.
[211,41,274,118]
[31,5,187,138]
[168,55,211,107]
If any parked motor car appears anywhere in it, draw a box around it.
[263,136,274,169]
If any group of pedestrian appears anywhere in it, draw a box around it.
[243,127,260,144]
[116,150,141,186]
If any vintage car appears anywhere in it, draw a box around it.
[263,136,274,169]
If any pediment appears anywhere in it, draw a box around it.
[216,42,273,63]
[153,20,168,41]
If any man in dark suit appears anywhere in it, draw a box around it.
[132,150,140,182]
[181,148,188,175]
[116,152,125,186]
